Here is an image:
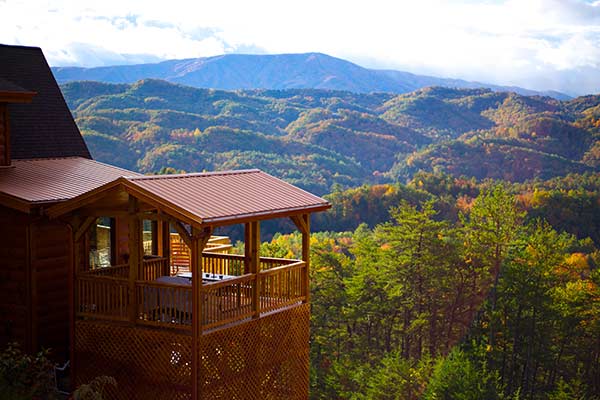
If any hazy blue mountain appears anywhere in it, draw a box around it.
[53,53,571,100]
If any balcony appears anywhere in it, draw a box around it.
[76,252,306,332]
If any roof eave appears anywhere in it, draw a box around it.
[201,203,331,226]
[46,172,332,228]
[122,182,201,228]
[45,177,202,228]
[0,191,32,213]
[45,178,127,219]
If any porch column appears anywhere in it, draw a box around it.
[291,213,311,303]
[127,196,142,324]
[301,214,310,303]
[191,226,211,400]
[245,221,260,318]
[158,221,171,276]
[68,215,98,391]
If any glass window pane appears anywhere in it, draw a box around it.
[143,220,155,256]
[89,217,113,268]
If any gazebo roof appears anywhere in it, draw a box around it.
[47,169,330,225]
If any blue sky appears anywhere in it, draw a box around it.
[2,0,600,95]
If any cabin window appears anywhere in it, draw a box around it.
[143,220,158,256]
[89,217,115,268]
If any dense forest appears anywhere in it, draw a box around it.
[261,175,600,399]
[61,80,600,195]
[61,81,600,398]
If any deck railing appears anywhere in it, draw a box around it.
[76,275,129,321]
[202,274,255,330]
[82,263,129,278]
[260,256,300,272]
[135,280,192,330]
[82,254,297,279]
[201,252,244,276]
[139,257,168,281]
[259,261,306,313]
[75,255,306,332]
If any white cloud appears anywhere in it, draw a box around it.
[1,0,600,94]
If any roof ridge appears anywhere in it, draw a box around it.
[126,169,261,181]
[0,43,42,51]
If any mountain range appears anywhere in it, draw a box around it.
[53,53,571,100]
[60,79,600,195]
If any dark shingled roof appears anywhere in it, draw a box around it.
[0,44,91,160]
[0,77,31,93]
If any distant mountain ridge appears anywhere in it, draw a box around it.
[52,52,571,100]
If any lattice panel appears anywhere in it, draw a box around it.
[75,321,192,400]
[198,304,310,399]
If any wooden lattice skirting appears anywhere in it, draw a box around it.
[75,304,309,399]
[198,304,310,399]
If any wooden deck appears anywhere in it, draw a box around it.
[76,253,306,333]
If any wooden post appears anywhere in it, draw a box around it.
[302,214,310,303]
[127,196,141,324]
[249,221,260,318]
[68,214,97,390]
[291,214,311,303]
[191,226,211,400]
[244,223,251,275]
[158,221,171,276]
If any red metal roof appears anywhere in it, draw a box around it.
[0,157,139,208]
[47,169,330,224]
[126,169,330,224]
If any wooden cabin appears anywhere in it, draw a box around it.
[0,44,120,360]
[0,44,331,399]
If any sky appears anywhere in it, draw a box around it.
[2,0,600,96]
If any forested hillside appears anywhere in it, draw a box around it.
[61,79,600,398]
[62,80,600,195]
[263,177,600,399]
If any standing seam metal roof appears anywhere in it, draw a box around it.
[125,169,330,223]
[0,157,140,204]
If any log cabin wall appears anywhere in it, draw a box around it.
[30,218,70,361]
[0,206,29,350]
[0,103,8,166]
[0,205,71,361]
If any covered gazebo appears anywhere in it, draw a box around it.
[47,169,330,399]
